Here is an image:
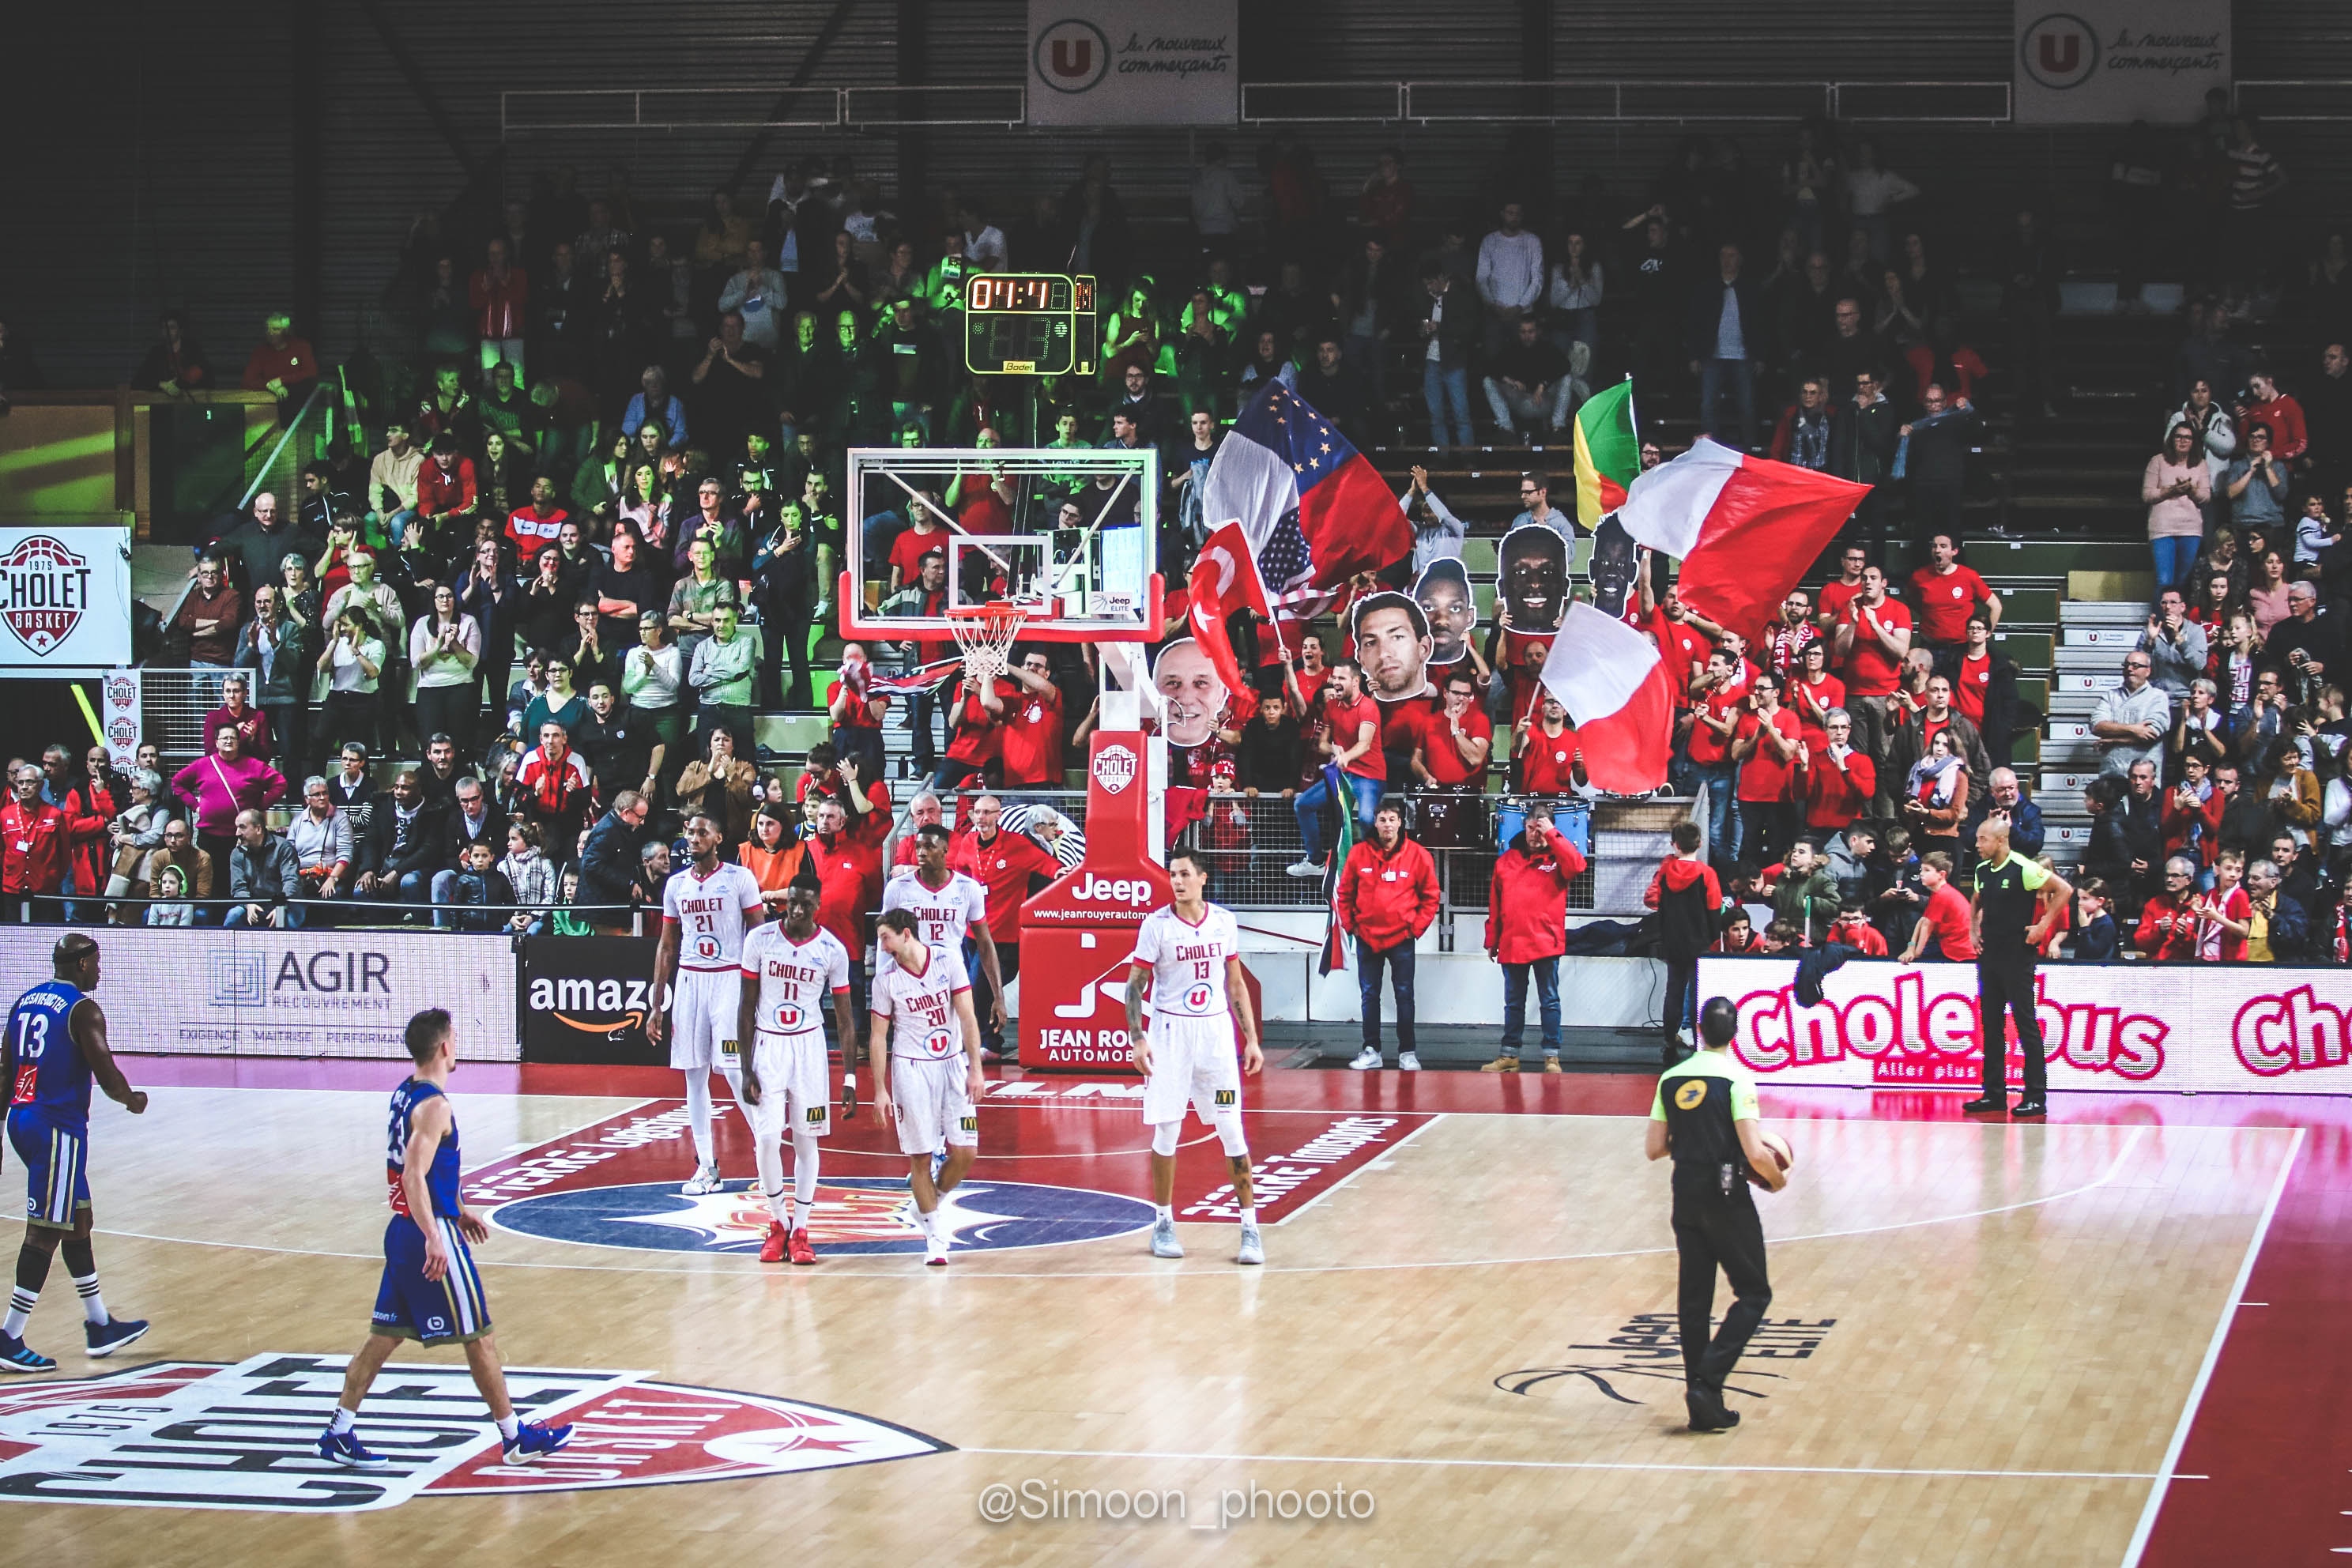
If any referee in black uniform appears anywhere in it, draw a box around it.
[1646,997,1785,1432]
[1958,818,2071,1120]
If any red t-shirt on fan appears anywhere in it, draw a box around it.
[997,681,1062,786]
[1418,705,1494,787]
[1908,564,1990,645]
[1839,597,1913,697]
[1324,693,1386,780]
[1520,727,1579,793]
[888,523,952,586]
[1816,579,1864,666]
[1734,707,1801,803]
[944,684,1001,763]
[1687,662,1754,767]
[1953,650,1991,726]
[1646,609,1711,705]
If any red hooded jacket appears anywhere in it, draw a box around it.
[1487,828,1587,964]
[1336,835,1440,950]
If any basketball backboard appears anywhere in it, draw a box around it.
[840,445,1162,645]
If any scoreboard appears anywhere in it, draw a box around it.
[963,273,1099,376]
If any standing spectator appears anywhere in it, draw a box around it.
[688,599,761,763]
[2,763,94,923]
[1899,729,1972,866]
[240,310,318,419]
[1965,767,2045,859]
[2245,368,2307,468]
[1685,243,1764,452]
[1833,564,1912,768]
[1770,376,1835,471]
[1475,202,1544,356]
[1229,688,1302,799]
[224,809,305,929]
[716,239,789,353]
[2092,650,2173,778]
[944,794,1055,1063]
[1895,851,1974,962]
[1288,660,1383,877]
[170,723,288,877]
[1897,386,1981,556]
[1843,139,1920,262]
[2224,422,2291,533]
[1544,230,1604,358]
[314,608,386,758]
[201,673,273,764]
[409,584,481,760]
[1796,709,1876,836]
[675,728,759,846]
[2138,590,2210,705]
[1906,533,1999,652]
[469,238,529,377]
[1759,837,1838,946]
[133,310,209,394]
[1646,820,1722,1062]
[2000,210,2060,420]
[1336,802,1440,1072]
[100,768,169,914]
[576,790,653,922]
[1828,367,1899,549]
[1687,648,1750,868]
[2144,424,2213,592]
[2168,379,2237,539]
[515,723,595,865]
[1732,672,1802,867]
[1190,142,1249,259]
[209,492,318,599]
[1483,806,1586,1073]
[174,553,243,671]
[238,584,318,775]
[1415,263,1476,450]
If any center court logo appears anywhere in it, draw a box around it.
[492,1175,1155,1256]
[0,1353,944,1513]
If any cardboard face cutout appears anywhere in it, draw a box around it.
[1588,515,1639,621]
[1151,636,1227,748]
[1413,557,1479,668]
[1350,590,1434,703]
[1498,524,1569,633]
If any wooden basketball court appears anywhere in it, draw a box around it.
[0,1057,2331,1566]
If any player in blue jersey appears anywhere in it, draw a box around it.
[315,1008,575,1468]
[2,933,149,1373]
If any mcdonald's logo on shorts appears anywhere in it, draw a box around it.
[1214,1089,1236,1107]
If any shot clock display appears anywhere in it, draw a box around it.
[964,273,1099,376]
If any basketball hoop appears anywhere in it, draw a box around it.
[945,601,1042,687]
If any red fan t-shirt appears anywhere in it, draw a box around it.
[1839,596,1913,698]
[1908,564,1991,646]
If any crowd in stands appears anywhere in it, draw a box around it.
[10,108,2345,982]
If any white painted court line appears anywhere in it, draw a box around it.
[2119,1123,2304,1568]
[959,1444,2168,1483]
[1273,1112,1446,1227]
[98,1118,2200,1283]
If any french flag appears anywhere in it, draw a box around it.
[1200,382,1409,607]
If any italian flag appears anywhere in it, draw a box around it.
[1615,437,1871,650]
[1540,605,1676,794]
[1571,379,1640,530]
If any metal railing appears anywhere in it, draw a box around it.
[503,76,2041,138]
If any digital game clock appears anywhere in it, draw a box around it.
[964,272,1099,376]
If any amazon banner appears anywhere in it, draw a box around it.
[520,935,663,1064]
[0,925,512,1060]
[1698,956,2352,1095]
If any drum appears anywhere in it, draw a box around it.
[1415,787,1485,850]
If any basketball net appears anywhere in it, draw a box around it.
[946,601,1036,688]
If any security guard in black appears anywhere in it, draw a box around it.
[1648,997,1773,1429]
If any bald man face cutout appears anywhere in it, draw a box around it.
[1152,637,1227,748]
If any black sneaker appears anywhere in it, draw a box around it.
[1959,1096,2007,1114]
[2011,1098,2048,1118]
[1685,1384,1739,1432]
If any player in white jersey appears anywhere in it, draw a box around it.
[646,812,766,1194]
[881,824,1004,1120]
[1127,846,1265,1265]
[869,910,983,1266]
[735,883,854,1265]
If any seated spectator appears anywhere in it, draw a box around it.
[285,774,354,906]
[353,769,447,909]
[1828,899,1888,956]
[145,863,196,927]
[416,435,481,538]
[2056,877,2121,959]
[443,840,517,933]
[2243,858,2305,961]
[498,820,558,933]
[225,808,305,929]
[430,773,508,917]
[1482,315,1572,443]
[139,817,212,919]
[100,767,168,916]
